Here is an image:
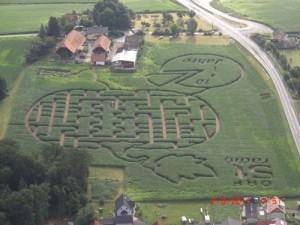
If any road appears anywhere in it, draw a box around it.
[177,0,300,154]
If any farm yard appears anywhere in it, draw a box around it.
[4,40,300,201]
[211,0,300,32]
[0,0,184,34]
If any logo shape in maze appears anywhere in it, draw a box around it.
[26,90,218,150]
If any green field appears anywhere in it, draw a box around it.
[211,0,300,32]
[0,0,184,34]
[0,4,93,34]
[0,38,30,87]
[3,41,300,201]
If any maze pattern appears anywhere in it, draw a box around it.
[26,89,219,150]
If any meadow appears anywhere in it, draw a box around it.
[0,0,184,34]
[0,4,93,34]
[0,37,30,87]
[4,41,300,201]
[211,0,300,32]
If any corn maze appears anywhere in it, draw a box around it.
[25,54,248,183]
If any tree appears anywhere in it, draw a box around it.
[0,77,8,101]
[187,18,198,35]
[162,12,173,24]
[170,23,180,36]
[176,11,184,19]
[75,206,96,225]
[47,16,60,38]
[93,0,132,29]
[188,10,196,18]
[38,24,47,38]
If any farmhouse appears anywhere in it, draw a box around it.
[266,197,285,220]
[87,26,109,40]
[112,50,138,70]
[92,35,111,54]
[55,30,86,58]
[256,218,287,225]
[99,194,137,225]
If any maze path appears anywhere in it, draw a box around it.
[26,89,219,149]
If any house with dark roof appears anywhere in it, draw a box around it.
[273,30,287,42]
[99,194,136,225]
[221,218,242,225]
[92,35,111,54]
[266,197,285,220]
[124,35,141,51]
[87,26,109,40]
[55,30,86,58]
[242,203,258,223]
[114,194,135,225]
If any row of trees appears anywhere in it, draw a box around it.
[0,139,91,225]
[150,11,198,36]
[252,33,300,97]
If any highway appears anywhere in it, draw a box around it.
[177,0,300,154]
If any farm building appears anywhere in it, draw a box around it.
[242,203,258,223]
[112,50,138,70]
[91,53,106,66]
[117,35,142,53]
[92,35,111,54]
[124,35,142,50]
[55,30,86,58]
[87,26,109,40]
[266,197,285,220]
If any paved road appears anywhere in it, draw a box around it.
[177,0,300,155]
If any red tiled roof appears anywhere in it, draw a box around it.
[152,221,165,225]
[67,14,80,23]
[257,219,287,225]
[266,197,285,214]
[91,53,106,62]
[57,30,86,54]
[93,35,111,53]
[91,221,102,225]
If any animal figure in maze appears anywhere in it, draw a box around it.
[25,54,243,183]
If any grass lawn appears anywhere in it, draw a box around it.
[3,40,300,201]
[211,0,300,32]
[0,37,31,139]
[280,50,300,68]
[136,202,240,224]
